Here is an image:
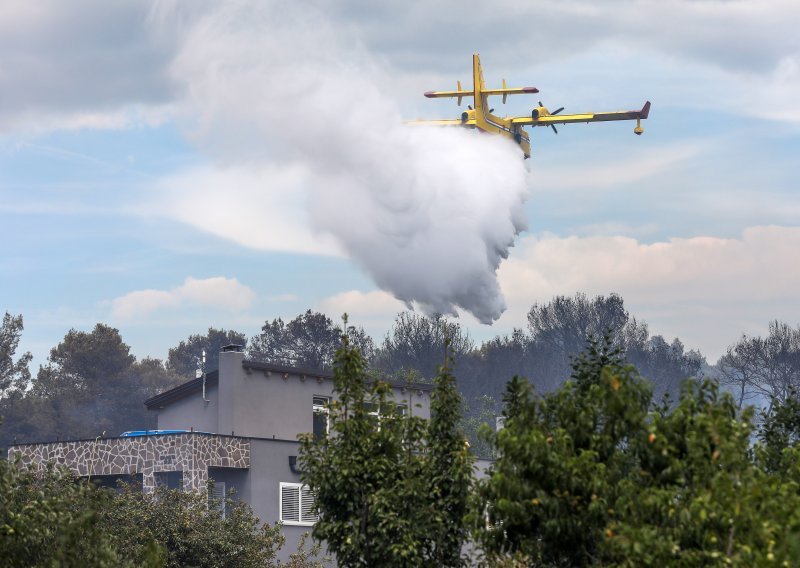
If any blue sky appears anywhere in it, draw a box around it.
[2,0,799,368]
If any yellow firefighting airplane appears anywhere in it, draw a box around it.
[417,53,650,158]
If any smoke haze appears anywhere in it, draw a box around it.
[162,2,530,323]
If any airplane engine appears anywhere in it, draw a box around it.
[461,109,475,123]
[531,106,548,119]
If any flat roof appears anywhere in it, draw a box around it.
[144,360,433,410]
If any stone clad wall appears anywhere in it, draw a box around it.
[9,433,250,492]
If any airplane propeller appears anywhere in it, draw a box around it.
[538,102,564,134]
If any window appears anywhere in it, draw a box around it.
[313,396,330,439]
[209,481,227,518]
[364,401,407,418]
[154,471,183,490]
[280,482,317,525]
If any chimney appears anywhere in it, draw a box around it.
[217,344,246,436]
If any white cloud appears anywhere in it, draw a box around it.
[268,294,301,302]
[318,290,406,320]
[491,226,800,360]
[530,142,708,192]
[0,0,185,132]
[297,226,800,361]
[111,276,255,320]
[160,2,531,323]
[2,0,797,134]
[317,290,407,339]
[149,165,342,257]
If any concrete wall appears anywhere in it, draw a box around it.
[182,349,431,440]
[157,382,219,433]
[247,438,315,563]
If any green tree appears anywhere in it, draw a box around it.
[249,310,374,370]
[1,325,181,446]
[426,350,474,566]
[0,312,32,397]
[167,327,248,377]
[525,293,703,399]
[461,394,497,459]
[1,454,324,567]
[27,324,140,440]
[474,337,800,566]
[0,459,128,567]
[717,321,800,409]
[99,482,284,568]
[472,338,651,565]
[374,312,474,380]
[300,324,472,567]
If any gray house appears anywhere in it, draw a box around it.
[10,344,434,561]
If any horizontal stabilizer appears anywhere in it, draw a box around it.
[482,86,539,96]
[424,90,473,99]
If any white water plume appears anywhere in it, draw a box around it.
[164,1,530,323]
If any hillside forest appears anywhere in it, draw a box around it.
[2,293,799,454]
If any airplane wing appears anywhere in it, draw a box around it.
[405,118,477,126]
[512,101,651,127]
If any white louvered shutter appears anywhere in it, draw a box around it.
[300,486,318,523]
[281,483,301,523]
[210,481,226,518]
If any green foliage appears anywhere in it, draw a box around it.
[461,394,497,459]
[300,323,473,567]
[426,351,474,566]
[0,459,124,568]
[472,338,651,565]
[473,336,800,566]
[717,321,800,409]
[601,380,800,566]
[0,312,32,397]
[757,388,800,474]
[99,482,283,568]
[1,455,324,568]
[374,312,474,380]
[250,310,374,370]
[282,532,330,568]
[1,324,180,447]
[167,327,248,376]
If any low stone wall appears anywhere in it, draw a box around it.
[9,433,250,492]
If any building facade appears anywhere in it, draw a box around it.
[9,345,433,562]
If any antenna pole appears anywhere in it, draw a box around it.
[202,349,210,403]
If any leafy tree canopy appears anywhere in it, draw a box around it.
[718,320,800,409]
[300,328,472,567]
[167,327,248,377]
[375,312,473,380]
[473,337,800,566]
[0,454,325,568]
[249,310,373,371]
[0,312,32,398]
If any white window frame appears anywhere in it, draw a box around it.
[279,482,317,526]
[313,395,330,437]
[364,400,407,419]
